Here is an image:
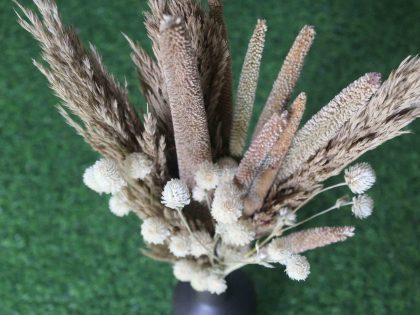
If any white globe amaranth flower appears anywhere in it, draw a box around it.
[190,269,210,292]
[352,194,374,219]
[344,162,376,194]
[109,191,131,217]
[211,182,243,224]
[285,254,310,281]
[169,232,191,257]
[219,244,249,263]
[194,161,220,190]
[267,238,292,265]
[161,178,191,209]
[192,186,206,203]
[173,260,200,282]
[140,217,171,244]
[123,152,153,180]
[190,230,213,257]
[206,273,227,295]
[216,220,255,247]
[216,157,238,170]
[83,158,127,194]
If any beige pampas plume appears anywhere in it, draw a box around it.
[281,226,355,254]
[277,72,381,182]
[158,16,212,188]
[253,25,315,138]
[230,19,267,157]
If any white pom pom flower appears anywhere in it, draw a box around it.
[190,231,213,257]
[83,158,126,194]
[123,152,153,180]
[161,179,191,209]
[169,232,191,257]
[216,157,238,170]
[192,186,207,203]
[216,221,255,247]
[344,162,376,194]
[173,260,200,282]
[194,161,220,190]
[141,217,171,244]
[285,254,310,281]
[267,238,292,265]
[109,191,131,217]
[206,273,227,295]
[190,269,210,292]
[352,194,374,219]
[211,183,243,224]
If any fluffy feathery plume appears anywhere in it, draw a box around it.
[243,93,306,215]
[230,19,267,157]
[161,178,191,210]
[211,182,244,224]
[15,0,143,160]
[83,159,126,194]
[109,191,132,217]
[173,259,200,282]
[123,152,153,180]
[281,226,355,254]
[267,238,293,264]
[344,163,376,194]
[141,217,171,245]
[253,25,315,138]
[190,230,213,257]
[194,161,220,191]
[236,112,289,189]
[285,254,310,281]
[158,16,212,188]
[278,72,381,181]
[169,232,191,257]
[352,195,374,219]
[216,220,256,246]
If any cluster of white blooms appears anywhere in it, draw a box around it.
[108,191,131,217]
[285,254,310,281]
[190,230,213,257]
[123,152,153,180]
[83,158,127,194]
[344,162,376,194]
[169,231,191,257]
[211,182,244,224]
[352,194,374,219]
[219,244,250,264]
[161,179,191,209]
[141,217,171,244]
[216,220,255,246]
[173,260,227,294]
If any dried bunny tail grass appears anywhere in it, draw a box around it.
[15,0,143,161]
[253,25,315,138]
[158,16,212,188]
[277,72,381,181]
[230,19,267,157]
[243,93,306,216]
[281,226,355,254]
[280,56,420,193]
[236,112,289,190]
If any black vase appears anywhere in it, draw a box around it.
[172,270,256,315]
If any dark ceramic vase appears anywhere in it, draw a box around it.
[172,270,256,315]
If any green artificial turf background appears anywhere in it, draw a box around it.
[1,0,419,314]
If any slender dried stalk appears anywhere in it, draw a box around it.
[281,226,355,254]
[230,19,267,157]
[158,16,212,188]
[253,25,315,138]
[244,93,306,216]
[277,72,381,182]
[15,0,143,161]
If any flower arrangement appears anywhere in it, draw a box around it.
[16,0,420,295]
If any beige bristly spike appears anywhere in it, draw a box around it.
[281,226,355,254]
[235,111,289,190]
[158,16,212,188]
[253,25,315,139]
[277,72,381,182]
[230,19,267,157]
[243,93,306,216]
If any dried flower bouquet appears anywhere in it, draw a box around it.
[16,0,420,295]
